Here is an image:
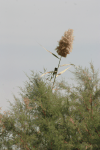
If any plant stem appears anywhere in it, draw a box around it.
[52,56,62,91]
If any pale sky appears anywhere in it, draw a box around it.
[0,0,100,114]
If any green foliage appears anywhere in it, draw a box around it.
[0,61,100,150]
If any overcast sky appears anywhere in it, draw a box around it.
[0,0,100,114]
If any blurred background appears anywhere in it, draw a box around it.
[0,0,100,114]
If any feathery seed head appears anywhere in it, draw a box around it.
[55,29,74,57]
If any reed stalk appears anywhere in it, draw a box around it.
[37,29,79,94]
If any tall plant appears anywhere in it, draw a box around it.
[36,29,78,91]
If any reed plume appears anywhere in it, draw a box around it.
[55,29,74,58]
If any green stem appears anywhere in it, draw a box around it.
[52,56,62,91]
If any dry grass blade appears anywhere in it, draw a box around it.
[60,63,78,68]
[59,64,71,67]
[40,71,54,77]
[40,64,76,79]
[56,66,72,77]
[35,40,60,59]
